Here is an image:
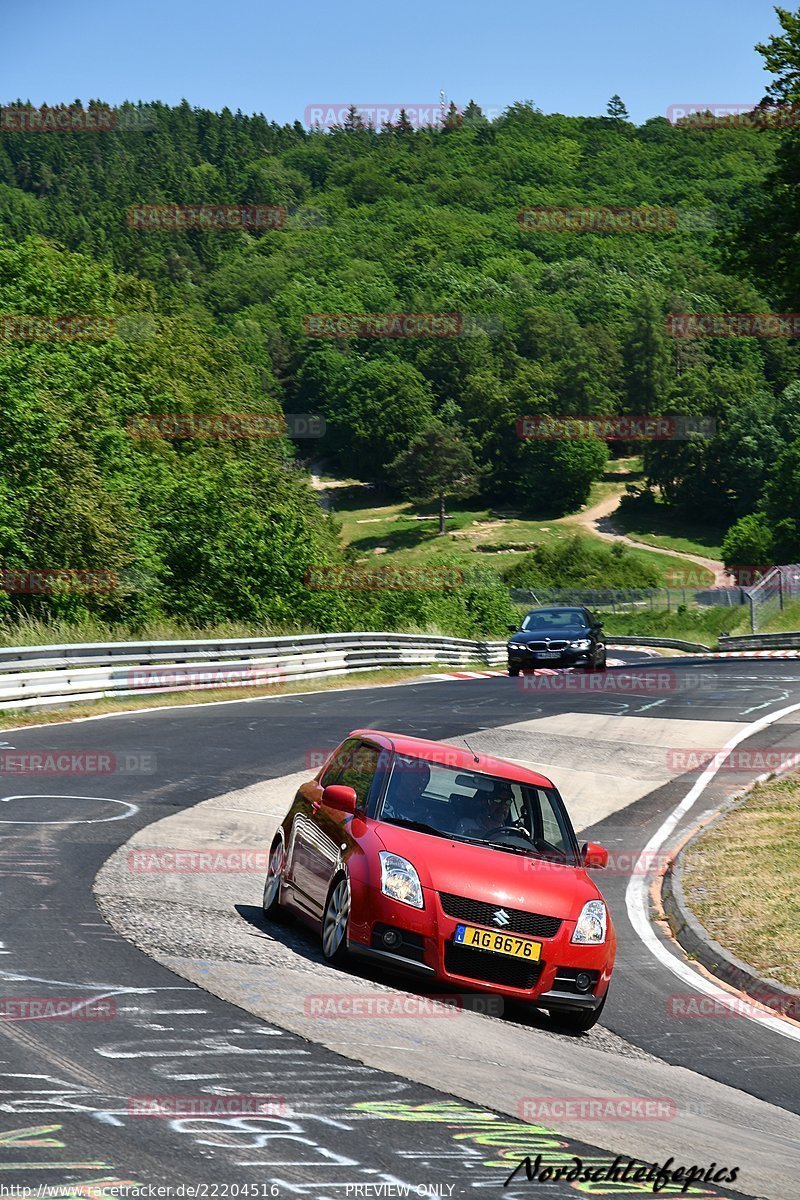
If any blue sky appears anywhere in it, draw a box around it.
[0,0,785,127]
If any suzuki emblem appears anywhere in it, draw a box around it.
[493,908,510,927]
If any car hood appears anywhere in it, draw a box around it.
[510,627,590,644]
[373,823,602,921]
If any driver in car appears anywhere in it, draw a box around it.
[458,781,516,838]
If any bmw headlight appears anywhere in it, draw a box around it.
[379,852,424,908]
[570,638,592,651]
[571,899,607,944]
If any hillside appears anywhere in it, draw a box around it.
[0,100,798,632]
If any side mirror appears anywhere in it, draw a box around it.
[507,624,519,633]
[322,784,358,815]
[581,841,609,869]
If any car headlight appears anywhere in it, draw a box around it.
[379,852,424,908]
[570,638,592,651]
[571,899,607,944]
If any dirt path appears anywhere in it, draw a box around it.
[573,491,730,586]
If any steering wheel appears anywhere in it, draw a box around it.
[485,824,528,839]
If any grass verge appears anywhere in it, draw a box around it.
[333,493,711,587]
[682,773,800,990]
[599,607,748,645]
[612,501,726,562]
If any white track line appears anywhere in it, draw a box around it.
[626,699,800,1043]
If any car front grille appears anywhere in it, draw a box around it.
[524,641,569,651]
[438,892,562,938]
[444,941,545,990]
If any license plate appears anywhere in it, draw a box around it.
[454,924,542,961]
[536,651,560,659]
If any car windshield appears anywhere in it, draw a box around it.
[378,755,579,864]
[521,609,587,632]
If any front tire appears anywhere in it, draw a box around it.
[262,838,286,920]
[508,664,521,677]
[549,991,606,1034]
[322,874,351,966]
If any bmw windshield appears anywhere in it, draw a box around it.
[520,609,588,632]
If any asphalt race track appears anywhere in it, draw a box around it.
[1,654,799,1199]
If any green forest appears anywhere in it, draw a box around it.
[2,8,800,636]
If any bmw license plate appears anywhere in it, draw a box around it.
[536,651,560,659]
[454,924,542,961]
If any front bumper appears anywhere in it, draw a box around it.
[348,886,614,1007]
[508,647,591,669]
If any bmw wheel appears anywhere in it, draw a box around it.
[322,874,351,965]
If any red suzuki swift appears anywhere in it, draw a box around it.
[263,729,615,1032]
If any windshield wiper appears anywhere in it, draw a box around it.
[383,818,475,844]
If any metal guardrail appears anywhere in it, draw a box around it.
[1,626,793,713]
[0,633,507,710]
[718,631,800,651]
[603,635,712,653]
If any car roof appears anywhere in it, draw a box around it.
[347,729,555,789]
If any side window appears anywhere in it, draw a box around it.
[527,787,573,854]
[319,737,360,789]
[320,739,381,810]
[337,741,381,812]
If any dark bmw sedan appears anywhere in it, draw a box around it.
[507,607,606,676]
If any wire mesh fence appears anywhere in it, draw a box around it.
[508,586,747,612]
[744,565,800,631]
